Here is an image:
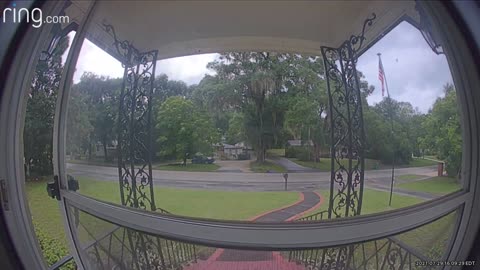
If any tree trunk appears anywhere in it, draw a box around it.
[25,157,31,178]
[313,142,320,163]
[256,149,265,163]
[103,137,108,162]
[88,140,92,160]
[256,102,266,163]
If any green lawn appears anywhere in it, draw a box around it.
[347,209,455,266]
[290,158,384,171]
[153,163,220,172]
[67,158,117,167]
[396,176,461,195]
[396,174,427,181]
[26,178,69,246]
[27,177,300,265]
[341,211,456,267]
[302,189,424,218]
[408,157,439,167]
[298,188,455,262]
[266,148,286,157]
[26,178,75,267]
[298,186,456,259]
[28,175,452,267]
[290,157,439,172]
[396,211,457,260]
[76,177,300,220]
[250,161,287,173]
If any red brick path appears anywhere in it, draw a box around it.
[184,192,323,270]
[184,250,305,270]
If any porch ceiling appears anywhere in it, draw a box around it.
[67,1,420,60]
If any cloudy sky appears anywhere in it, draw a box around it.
[357,21,453,112]
[71,21,453,113]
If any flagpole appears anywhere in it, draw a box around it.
[377,53,395,207]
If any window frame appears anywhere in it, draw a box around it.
[0,1,478,269]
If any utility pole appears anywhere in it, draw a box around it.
[377,53,395,206]
[283,173,288,191]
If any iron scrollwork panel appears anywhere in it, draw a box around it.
[103,23,158,211]
[289,237,435,270]
[117,49,158,210]
[100,23,198,270]
[321,13,375,219]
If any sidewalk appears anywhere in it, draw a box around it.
[184,191,323,270]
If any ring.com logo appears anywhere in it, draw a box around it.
[1,2,70,29]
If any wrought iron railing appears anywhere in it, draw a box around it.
[50,207,198,270]
[84,228,197,270]
[288,212,435,270]
[295,210,329,222]
[81,224,198,269]
[288,237,435,270]
[48,255,73,270]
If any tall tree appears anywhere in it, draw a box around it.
[207,53,328,162]
[72,73,121,161]
[66,89,93,159]
[422,83,461,177]
[191,75,240,134]
[153,74,189,102]
[284,94,327,161]
[155,96,219,165]
[364,97,415,165]
[24,35,69,176]
[225,112,246,144]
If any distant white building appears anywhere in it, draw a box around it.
[214,142,253,160]
[94,140,118,159]
[285,139,329,159]
[286,140,313,147]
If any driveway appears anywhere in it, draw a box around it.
[268,157,318,172]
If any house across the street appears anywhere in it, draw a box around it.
[214,142,253,160]
[286,139,313,148]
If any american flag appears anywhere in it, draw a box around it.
[378,57,385,97]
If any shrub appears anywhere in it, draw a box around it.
[33,221,76,269]
[284,146,297,158]
[297,148,313,161]
[286,146,313,161]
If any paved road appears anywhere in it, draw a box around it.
[215,160,252,173]
[67,163,437,197]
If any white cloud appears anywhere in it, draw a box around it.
[72,38,124,82]
[71,21,453,113]
[72,38,217,85]
[155,54,218,85]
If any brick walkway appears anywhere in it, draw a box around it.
[184,191,323,270]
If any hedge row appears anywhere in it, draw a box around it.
[33,221,76,269]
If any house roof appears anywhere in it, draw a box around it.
[223,144,238,149]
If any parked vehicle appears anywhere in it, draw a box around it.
[191,155,215,164]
